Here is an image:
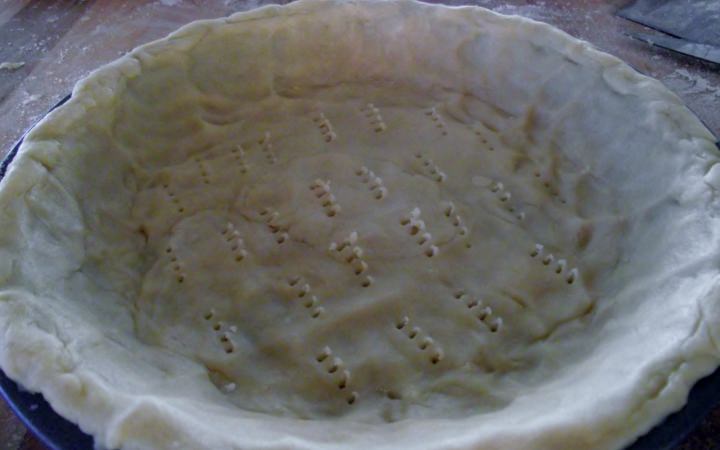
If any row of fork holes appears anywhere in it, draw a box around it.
[309,182,339,217]
[475,131,495,151]
[395,319,441,364]
[288,278,323,318]
[444,203,473,249]
[443,203,468,236]
[203,310,235,354]
[355,167,386,200]
[533,170,567,204]
[331,238,373,286]
[220,226,246,262]
[530,247,576,284]
[362,104,386,133]
[313,113,337,142]
[230,145,248,174]
[399,216,437,258]
[316,350,356,404]
[194,157,211,185]
[489,182,526,220]
[165,247,184,283]
[425,108,448,136]
[259,133,277,164]
[453,291,499,332]
[413,153,446,182]
[162,184,185,214]
[259,209,289,244]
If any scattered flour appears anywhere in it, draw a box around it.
[0,62,25,71]
[489,2,556,21]
[668,68,720,99]
[21,93,43,106]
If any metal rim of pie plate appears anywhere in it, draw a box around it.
[1,95,720,450]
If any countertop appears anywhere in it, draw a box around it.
[0,1,718,449]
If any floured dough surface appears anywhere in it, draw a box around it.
[133,99,599,420]
[1,0,719,449]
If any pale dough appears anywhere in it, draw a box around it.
[0,0,719,449]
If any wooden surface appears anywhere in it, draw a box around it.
[0,1,718,449]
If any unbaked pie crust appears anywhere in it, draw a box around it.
[1,1,719,449]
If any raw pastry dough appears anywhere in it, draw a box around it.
[0,0,719,449]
